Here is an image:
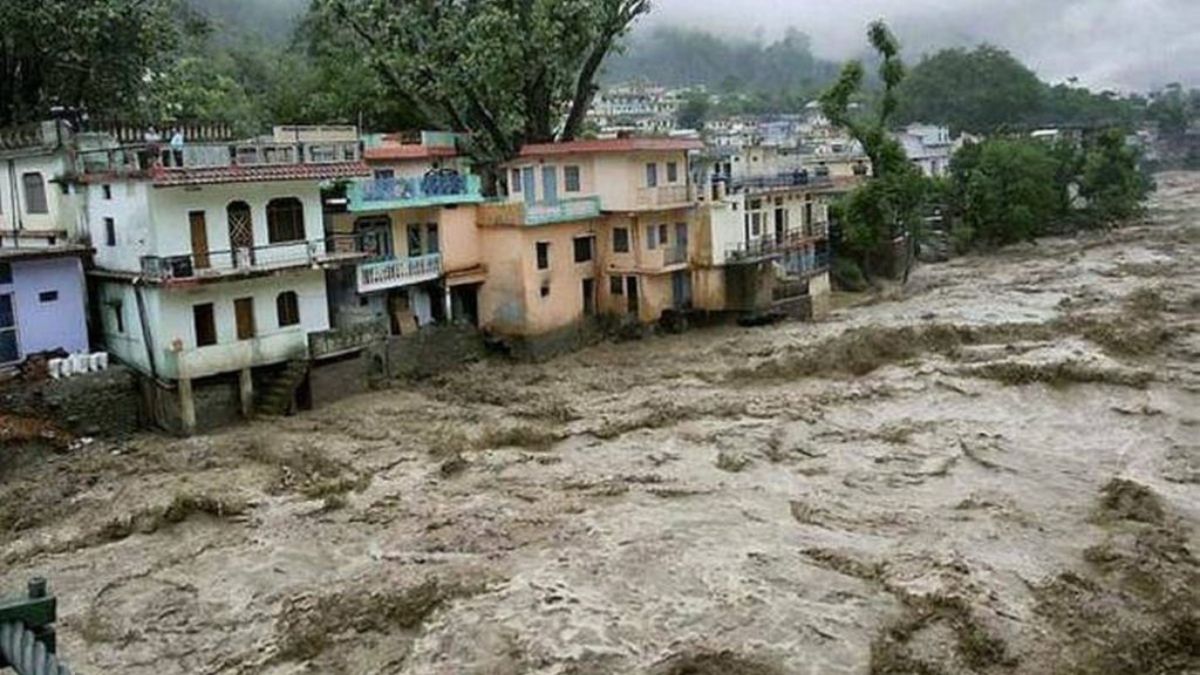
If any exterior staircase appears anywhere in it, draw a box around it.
[257,360,309,417]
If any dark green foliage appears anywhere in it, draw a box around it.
[0,0,186,126]
[675,91,711,131]
[947,138,1066,247]
[1080,129,1151,223]
[603,26,841,112]
[896,46,1140,135]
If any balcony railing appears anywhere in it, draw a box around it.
[635,185,692,207]
[662,244,689,266]
[525,197,603,225]
[309,318,389,359]
[140,236,364,282]
[476,196,602,227]
[170,329,308,380]
[76,141,362,176]
[727,228,830,264]
[347,174,482,211]
[722,172,834,192]
[357,253,442,293]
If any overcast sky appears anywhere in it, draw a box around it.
[644,0,1198,92]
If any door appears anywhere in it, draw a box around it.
[227,202,254,267]
[521,168,536,204]
[234,297,256,340]
[774,208,786,243]
[581,278,595,316]
[189,211,210,269]
[542,166,558,204]
[672,270,692,310]
[0,293,19,364]
[193,303,217,347]
[625,276,639,315]
[674,222,688,254]
[355,217,392,260]
[804,201,814,236]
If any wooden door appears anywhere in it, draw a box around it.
[234,297,256,340]
[227,202,254,267]
[189,211,210,269]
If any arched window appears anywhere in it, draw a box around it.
[276,291,300,327]
[266,198,304,243]
[22,173,47,214]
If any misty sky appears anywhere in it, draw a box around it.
[646,0,1198,92]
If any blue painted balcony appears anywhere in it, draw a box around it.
[347,174,484,212]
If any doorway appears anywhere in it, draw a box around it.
[542,166,558,203]
[581,278,595,316]
[189,211,210,269]
[774,208,786,244]
[671,270,692,309]
[234,297,256,340]
[0,293,19,364]
[625,276,639,315]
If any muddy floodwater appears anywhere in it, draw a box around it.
[3,173,1199,674]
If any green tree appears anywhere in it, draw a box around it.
[821,21,929,277]
[895,46,1043,135]
[311,0,650,166]
[947,138,1065,248]
[0,0,186,126]
[1147,84,1192,135]
[1079,129,1149,223]
[675,91,711,131]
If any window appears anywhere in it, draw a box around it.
[276,291,300,327]
[612,227,630,253]
[573,236,594,263]
[407,224,423,256]
[373,169,395,180]
[104,218,116,246]
[38,290,58,303]
[234,297,256,340]
[112,301,125,334]
[609,275,624,295]
[667,162,678,183]
[536,242,550,270]
[564,165,581,192]
[540,284,551,298]
[102,184,113,200]
[511,169,522,193]
[658,224,669,246]
[426,223,439,254]
[193,303,217,347]
[645,163,658,188]
[647,225,657,250]
[22,173,47,214]
[266,198,305,243]
[0,263,11,285]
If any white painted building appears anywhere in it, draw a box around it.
[893,123,954,178]
[78,132,369,431]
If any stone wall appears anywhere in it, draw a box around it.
[0,365,144,438]
[140,374,242,436]
[385,324,487,377]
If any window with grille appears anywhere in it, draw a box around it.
[277,291,300,327]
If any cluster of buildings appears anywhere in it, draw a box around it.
[1,118,855,434]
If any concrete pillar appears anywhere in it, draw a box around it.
[238,367,254,418]
[179,377,196,435]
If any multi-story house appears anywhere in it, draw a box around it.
[692,154,843,319]
[0,120,91,368]
[323,131,485,337]
[894,124,954,177]
[473,136,704,354]
[78,126,368,432]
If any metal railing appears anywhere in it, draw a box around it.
[357,252,442,293]
[0,578,72,675]
[139,235,363,281]
[348,174,481,210]
[721,171,834,192]
[727,229,829,263]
